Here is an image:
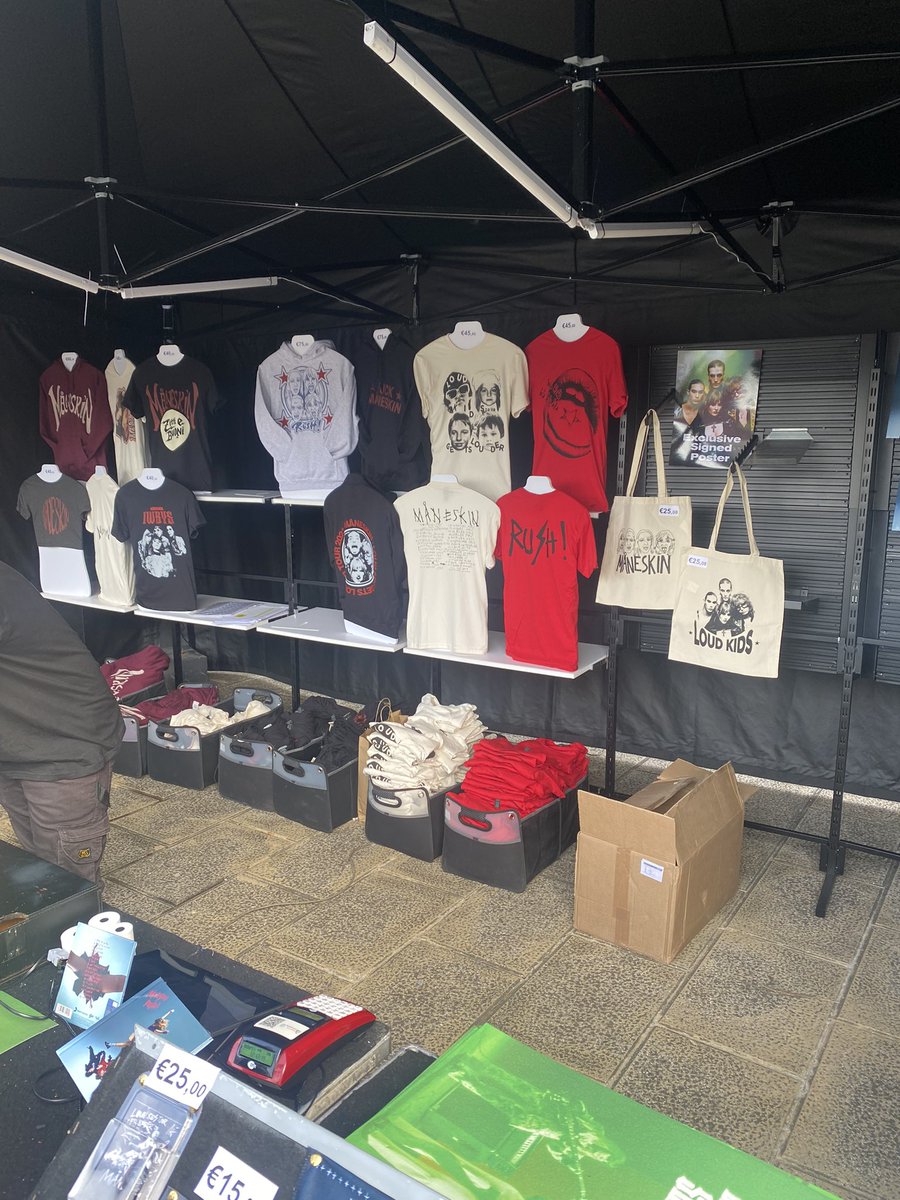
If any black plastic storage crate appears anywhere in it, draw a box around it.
[147,688,282,791]
[364,781,449,862]
[272,739,358,832]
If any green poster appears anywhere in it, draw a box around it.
[349,1025,835,1200]
[0,990,56,1055]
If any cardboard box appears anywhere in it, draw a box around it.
[574,760,754,963]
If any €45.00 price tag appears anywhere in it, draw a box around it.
[195,1147,278,1200]
[146,1044,220,1108]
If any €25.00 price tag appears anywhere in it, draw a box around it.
[195,1147,278,1200]
[146,1044,220,1108]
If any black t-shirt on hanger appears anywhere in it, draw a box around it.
[122,355,220,492]
[353,335,430,493]
[112,478,205,611]
[322,473,408,639]
[16,474,89,551]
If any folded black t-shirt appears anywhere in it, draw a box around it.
[112,478,205,611]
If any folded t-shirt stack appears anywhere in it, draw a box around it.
[448,737,588,817]
[120,686,219,726]
[237,694,371,771]
[101,645,170,699]
[169,699,271,736]
[365,693,486,799]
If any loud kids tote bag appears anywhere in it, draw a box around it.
[668,463,784,678]
[596,408,693,609]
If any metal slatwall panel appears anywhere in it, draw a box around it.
[876,437,900,682]
[635,336,862,674]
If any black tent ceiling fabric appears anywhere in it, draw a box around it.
[1,0,899,324]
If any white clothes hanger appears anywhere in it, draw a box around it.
[448,321,485,349]
[113,348,128,374]
[553,313,589,342]
[94,465,108,477]
[157,344,184,365]
[431,473,459,484]
[138,467,165,490]
[39,463,62,482]
[525,475,554,493]
[61,352,78,371]
[291,334,316,355]
[372,328,391,350]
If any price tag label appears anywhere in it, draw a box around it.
[687,554,709,569]
[658,504,680,517]
[146,1044,219,1108]
[194,1147,278,1200]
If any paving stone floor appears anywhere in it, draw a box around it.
[6,671,899,1199]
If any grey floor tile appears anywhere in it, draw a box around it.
[428,865,573,972]
[100,878,172,922]
[490,932,684,1082]
[265,870,461,979]
[239,943,355,995]
[729,857,880,963]
[739,829,786,890]
[115,828,276,904]
[251,822,394,897]
[875,869,900,928]
[839,925,900,1035]
[798,796,900,854]
[104,824,165,871]
[742,783,821,830]
[346,939,520,1054]
[379,852,480,902]
[155,876,315,954]
[617,1027,800,1159]
[664,929,847,1073]
[774,835,893,890]
[782,1021,900,1198]
[109,782,166,817]
[230,806,319,841]
[116,786,245,844]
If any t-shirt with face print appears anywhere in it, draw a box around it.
[111,478,205,611]
[17,474,90,551]
[413,333,529,502]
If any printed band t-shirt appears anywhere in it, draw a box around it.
[112,478,205,611]
[353,335,429,493]
[495,487,597,672]
[122,355,220,492]
[525,327,628,512]
[17,474,89,550]
[394,481,500,654]
[413,333,529,502]
[323,474,407,639]
[86,472,135,607]
[105,357,148,485]
[39,357,112,480]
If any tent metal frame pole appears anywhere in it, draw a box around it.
[86,0,113,285]
[596,47,900,78]
[604,409,629,794]
[594,81,775,290]
[601,93,900,219]
[571,0,596,205]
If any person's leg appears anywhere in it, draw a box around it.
[0,775,38,854]
[18,763,112,884]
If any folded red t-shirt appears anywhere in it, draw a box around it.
[101,645,170,699]
[451,737,588,816]
[119,686,219,726]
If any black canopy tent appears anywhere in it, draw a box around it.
[2,3,900,911]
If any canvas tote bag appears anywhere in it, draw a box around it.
[596,409,693,609]
[668,463,784,678]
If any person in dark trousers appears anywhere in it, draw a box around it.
[0,561,123,884]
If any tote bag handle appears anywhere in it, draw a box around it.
[709,462,759,556]
[625,409,668,499]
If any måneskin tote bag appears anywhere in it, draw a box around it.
[668,463,784,678]
[596,409,692,609]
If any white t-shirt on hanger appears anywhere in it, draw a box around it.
[105,356,148,484]
[86,471,136,606]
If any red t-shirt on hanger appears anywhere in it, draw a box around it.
[525,326,627,512]
[495,487,597,672]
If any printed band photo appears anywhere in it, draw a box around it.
[670,348,763,469]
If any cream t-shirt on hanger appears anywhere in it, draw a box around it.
[86,471,136,606]
[105,356,148,484]
[413,332,529,501]
[394,479,500,655]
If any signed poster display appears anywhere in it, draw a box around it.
[670,348,762,469]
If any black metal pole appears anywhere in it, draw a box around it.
[572,0,595,204]
[86,0,113,286]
